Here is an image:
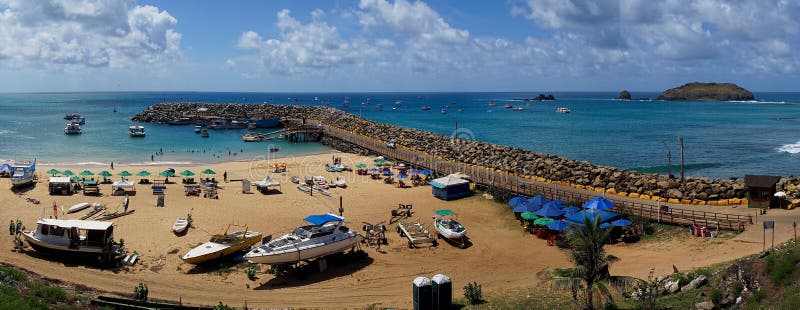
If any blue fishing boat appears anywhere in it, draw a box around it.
[11,162,36,187]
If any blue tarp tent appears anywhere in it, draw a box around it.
[565,210,621,226]
[562,206,581,215]
[525,194,550,209]
[304,213,344,226]
[582,196,614,211]
[430,174,471,201]
[536,203,564,217]
[508,196,527,207]
[514,202,539,213]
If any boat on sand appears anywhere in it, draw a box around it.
[173,218,189,234]
[67,202,91,214]
[23,218,116,255]
[245,214,360,265]
[433,209,467,248]
[181,225,261,264]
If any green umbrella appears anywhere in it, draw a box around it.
[520,212,539,221]
[159,170,175,177]
[533,217,555,226]
[98,171,112,177]
[118,171,132,177]
[180,170,195,177]
[46,169,61,175]
[355,163,367,168]
[62,170,74,176]
[435,209,455,216]
[70,176,81,182]
[136,170,151,177]
[201,169,216,175]
[79,170,94,176]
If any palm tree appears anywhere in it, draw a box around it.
[551,216,634,309]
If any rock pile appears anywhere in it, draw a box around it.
[133,102,749,201]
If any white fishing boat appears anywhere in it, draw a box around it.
[512,107,524,111]
[71,116,86,125]
[128,125,146,137]
[556,107,571,114]
[332,178,346,188]
[22,218,116,255]
[67,202,91,214]
[172,218,189,234]
[64,113,81,120]
[10,162,36,187]
[194,125,202,133]
[244,214,361,265]
[64,122,82,135]
[421,106,431,110]
[181,225,261,264]
[433,209,467,247]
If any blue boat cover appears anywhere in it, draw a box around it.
[304,213,344,226]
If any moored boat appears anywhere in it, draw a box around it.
[67,202,91,214]
[503,103,513,109]
[512,107,524,111]
[181,226,261,264]
[556,107,571,114]
[201,128,209,138]
[128,125,145,137]
[244,214,360,265]
[64,113,81,120]
[433,209,467,248]
[64,122,82,135]
[194,125,202,133]
[242,133,262,142]
[421,106,431,110]
[173,218,189,234]
[22,218,116,255]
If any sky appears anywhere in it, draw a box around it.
[0,0,798,92]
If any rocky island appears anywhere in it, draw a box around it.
[657,82,755,101]
[616,90,631,100]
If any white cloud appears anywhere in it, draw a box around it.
[0,0,181,69]
[357,0,469,44]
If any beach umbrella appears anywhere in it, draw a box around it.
[536,203,565,218]
[98,170,112,177]
[136,170,151,177]
[562,206,581,215]
[513,202,538,213]
[46,169,61,175]
[382,170,393,176]
[600,223,612,229]
[546,220,569,232]
[61,169,74,176]
[180,170,195,177]
[526,194,550,209]
[775,191,787,198]
[435,209,455,217]
[159,170,175,177]
[201,168,216,175]
[520,212,539,221]
[355,163,367,168]
[410,170,420,175]
[611,219,633,227]
[79,170,94,176]
[70,176,81,182]
[508,196,528,207]
[583,196,615,211]
[118,171,132,177]
[369,168,379,173]
[533,217,555,226]
[419,169,432,175]
[397,173,408,179]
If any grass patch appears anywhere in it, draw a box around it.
[453,287,575,310]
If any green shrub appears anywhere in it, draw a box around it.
[246,265,258,281]
[709,288,723,304]
[30,283,66,304]
[0,267,27,285]
[134,283,148,302]
[765,247,800,286]
[753,289,766,301]
[694,268,713,278]
[463,281,483,305]
[732,282,744,296]
[213,301,237,310]
[670,273,690,286]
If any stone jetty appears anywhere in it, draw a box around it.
[133,102,749,202]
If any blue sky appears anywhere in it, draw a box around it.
[0,0,798,92]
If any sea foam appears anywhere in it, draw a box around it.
[778,142,800,154]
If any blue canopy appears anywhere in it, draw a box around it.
[382,170,393,175]
[543,200,564,209]
[0,163,11,171]
[513,202,540,213]
[536,203,564,217]
[397,173,408,179]
[508,196,527,207]
[611,219,633,227]
[600,222,612,229]
[369,168,379,172]
[562,205,581,214]
[582,196,615,211]
[419,169,433,175]
[565,209,621,225]
[547,220,569,232]
[304,213,344,226]
[525,194,550,209]
[410,170,420,175]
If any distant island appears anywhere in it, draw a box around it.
[512,93,555,101]
[657,82,755,101]
[615,90,650,101]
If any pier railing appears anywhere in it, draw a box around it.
[310,121,752,231]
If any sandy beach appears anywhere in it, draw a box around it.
[2,152,799,308]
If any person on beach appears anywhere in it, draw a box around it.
[124,194,129,212]
[223,171,227,182]
[111,162,114,170]
[151,155,154,161]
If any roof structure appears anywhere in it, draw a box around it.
[744,175,781,189]
[36,218,113,231]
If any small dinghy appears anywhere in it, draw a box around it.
[290,176,300,184]
[315,187,332,196]
[67,202,91,214]
[297,185,312,193]
[173,218,189,234]
[332,178,346,188]
[433,209,467,248]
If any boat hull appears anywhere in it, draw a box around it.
[245,235,361,265]
[23,232,104,255]
[11,178,34,187]
[181,233,261,264]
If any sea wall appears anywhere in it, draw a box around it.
[133,102,749,203]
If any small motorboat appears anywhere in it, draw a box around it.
[64,113,81,120]
[23,219,117,256]
[67,202,91,214]
[290,176,300,184]
[332,178,346,188]
[503,103,513,109]
[10,162,36,188]
[433,209,467,248]
[441,108,447,114]
[129,125,146,137]
[173,218,189,234]
[194,125,202,133]
[244,214,360,265]
[269,147,279,152]
[297,185,312,193]
[201,128,209,138]
[556,107,571,114]
[181,225,261,264]
[64,122,82,135]
[488,102,497,107]
[512,107,524,111]
[315,187,332,196]
[325,164,343,172]
[242,133,262,142]
[421,106,431,110]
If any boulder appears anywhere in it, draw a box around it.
[665,280,681,294]
[695,301,715,310]
[667,189,684,199]
[681,275,708,292]
[617,90,632,100]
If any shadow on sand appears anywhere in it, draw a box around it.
[255,250,373,290]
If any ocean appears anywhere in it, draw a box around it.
[1,91,799,178]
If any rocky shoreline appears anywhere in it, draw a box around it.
[133,102,760,203]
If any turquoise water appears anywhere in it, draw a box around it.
[1,91,799,178]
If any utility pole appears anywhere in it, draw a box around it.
[678,136,685,182]
[662,141,672,179]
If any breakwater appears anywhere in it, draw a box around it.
[133,102,752,204]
